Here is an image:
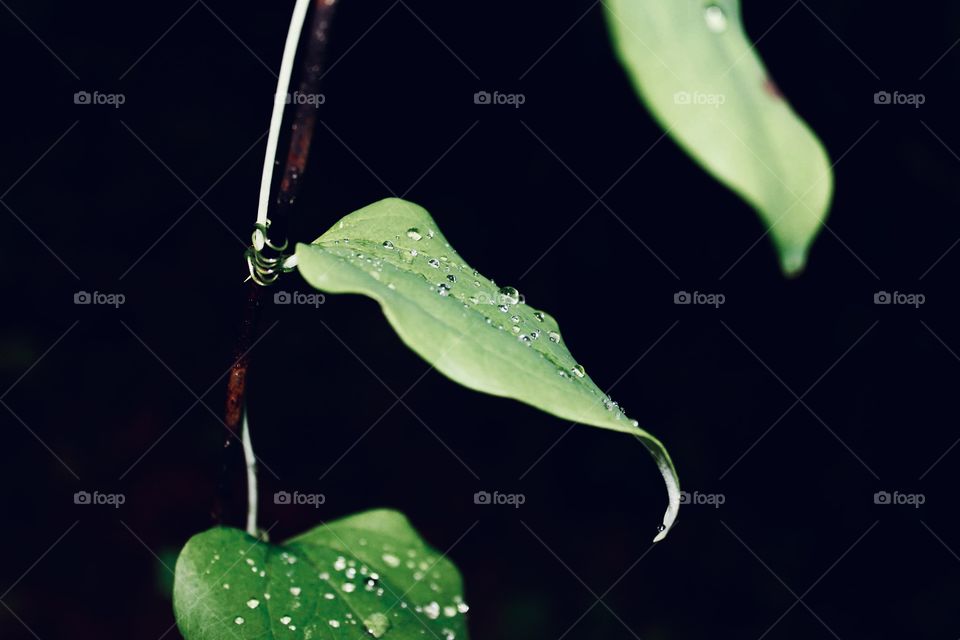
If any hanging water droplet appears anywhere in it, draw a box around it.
[704,4,728,32]
[407,228,423,241]
[498,286,520,305]
[363,612,392,638]
[428,259,440,268]
[382,240,395,249]
[548,331,561,343]
[571,364,586,378]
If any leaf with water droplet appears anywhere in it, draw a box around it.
[605,0,833,274]
[295,198,679,540]
[173,509,469,639]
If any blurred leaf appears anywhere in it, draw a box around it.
[174,509,469,639]
[605,0,833,274]
[295,198,679,540]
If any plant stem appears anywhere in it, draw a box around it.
[220,0,339,526]
[242,409,259,536]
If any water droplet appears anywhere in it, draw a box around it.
[498,286,520,305]
[246,599,260,609]
[334,557,347,571]
[382,553,401,567]
[342,582,356,593]
[280,616,292,625]
[519,334,531,345]
[363,612,391,638]
[456,601,470,614]
[424,602,441,620]
[329,619,340,628]
[571,364,586,378]
[428,259,440,269]
[657,523,667,533]
[548,331,561,343]
[406,228,423,241]
[530,330,540,340]
[442,629,456,640]
[704,4,728,32]
[290,587,301,596]
[510,315,521,324]
[498,304,510,313]
[234,617,245,625]
[443,606,457,618]
[382,240,394,250]
[222,583,230,590]
[472,280,481,288]
[533,311,544,322]
[410,249,418,256]
[446,274,457,283]
[437,283,451,296]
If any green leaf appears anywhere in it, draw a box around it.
[173,509,469,639]
[605,0,833,274]
[295,198,679,541]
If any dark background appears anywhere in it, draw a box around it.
[2,1,959,638]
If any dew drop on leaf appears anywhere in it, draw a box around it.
[382,240,395,249]
[704,4,728,32]
[363,612,391,638]
[406,228,423,241]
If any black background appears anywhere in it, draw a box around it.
[2,1,959,638]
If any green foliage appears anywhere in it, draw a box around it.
[605,0,833,274]
[295,198,679,539]
[174,509,469,639]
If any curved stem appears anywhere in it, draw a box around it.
[242,409,259,536]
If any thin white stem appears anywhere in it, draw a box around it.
[242,409,259,537]
[256,0,312,245]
